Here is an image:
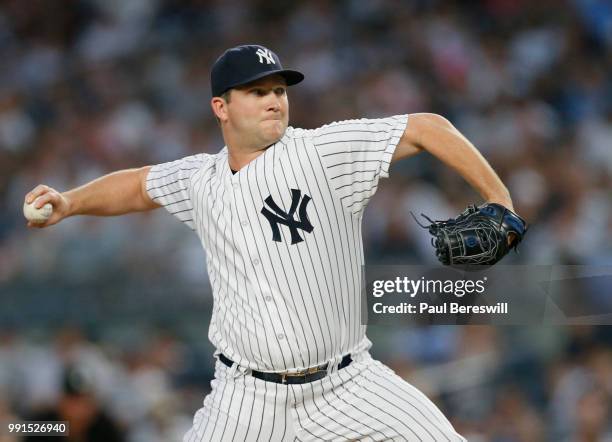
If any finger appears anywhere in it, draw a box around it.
[27,220,46,229]
[25,185,50,204]
[507,232,518,247]
[29,217,54,228]
[32,193,56,209]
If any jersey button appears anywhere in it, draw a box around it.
[264,296,272,302]
[253,258,260,266]
[232,183,239,189]
[241,220,248,227]
[277,333,285,340]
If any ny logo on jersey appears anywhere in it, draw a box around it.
[255,48,275,64]
[261,189,313,244]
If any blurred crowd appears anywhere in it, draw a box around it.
[0,0,611,440]
[0,326,205,442]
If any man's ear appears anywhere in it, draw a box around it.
[211,97,228,122]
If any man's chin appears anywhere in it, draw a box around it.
[260,123,286,145]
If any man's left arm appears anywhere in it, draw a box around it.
[392,113,513,210]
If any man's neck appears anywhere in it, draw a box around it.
[224,131,282,171]
[227,147,267,171]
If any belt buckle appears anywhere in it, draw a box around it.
[281,365,322,384]
[281,371,303,384]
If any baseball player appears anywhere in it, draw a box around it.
[25,45,518,441]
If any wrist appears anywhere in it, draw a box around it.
[487,199,514,211]
[61,191,76,217]
[485,191,513,212]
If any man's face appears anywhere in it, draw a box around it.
[222,75,289,148]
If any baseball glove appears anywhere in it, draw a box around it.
[413,203,528,266]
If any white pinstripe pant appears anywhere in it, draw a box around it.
[183,352,466,441]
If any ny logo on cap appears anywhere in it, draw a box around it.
[255,48,275,65]
[261,189,313,244]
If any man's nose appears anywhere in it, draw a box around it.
[266,93,281,112]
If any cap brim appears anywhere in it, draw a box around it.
[220,69,304,95]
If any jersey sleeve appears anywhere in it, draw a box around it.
[313,114,408,215]
[145,154,208,230]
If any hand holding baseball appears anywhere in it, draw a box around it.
[24,185,71,228]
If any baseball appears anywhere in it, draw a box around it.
[23,200,53,223]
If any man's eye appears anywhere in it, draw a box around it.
[275,88,286,96]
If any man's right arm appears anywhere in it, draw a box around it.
[24,166,160,228]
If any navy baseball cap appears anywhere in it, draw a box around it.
[211,45,304,97]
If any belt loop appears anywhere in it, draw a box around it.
[237,364,250,378]
[327,355,339,375]
[229,361,237,378]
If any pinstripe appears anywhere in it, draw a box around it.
[268,163,320,366]
[350,214,363,353]
[366,365,455,427]
[244,155,304,368]
[146,178,189,191]
[198,371,228,441]
[310,141,352,355]
[355,220,366,327]
[146,166,200,181]
[340,186,379,201]
[233,190,253,366]
[294,139,343,358]
[334,178,374,191]
[228,375,248,441]
[321,148,386,157]
[323,374,395,441]
[353,382,430,441]
[312,379,385,441]
[189,368,216,442]
[255,154,304,368]
[260,153,310,368]
[217,374,239,441]
[232,171,276,366]
[363,366,452,440]
[302,136,349,347]
[168,207,192,215]
[215,162,248,366]
[329,168,378,181]
[339,212,357,351]
[279,155,332,361]
[326,159,384,169]
[289,386,319,441]
[280,383,289,441]
[160,198,191,209]
[315,138,392,147]
[316,128,390,137]
[314,119,395,133]
[251,153,303,368]
[336,366,422,441]
[238,245,261,365]
[298,383,352,440]
[266,381,276,442]
[254,376,266,441]
[347,367,442,441]
[151,188,186,199]
[345,194,373,210]
[207,172,228,358]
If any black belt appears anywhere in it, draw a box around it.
[218,353,353,384]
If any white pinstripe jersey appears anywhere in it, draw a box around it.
[146,115,408,372]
